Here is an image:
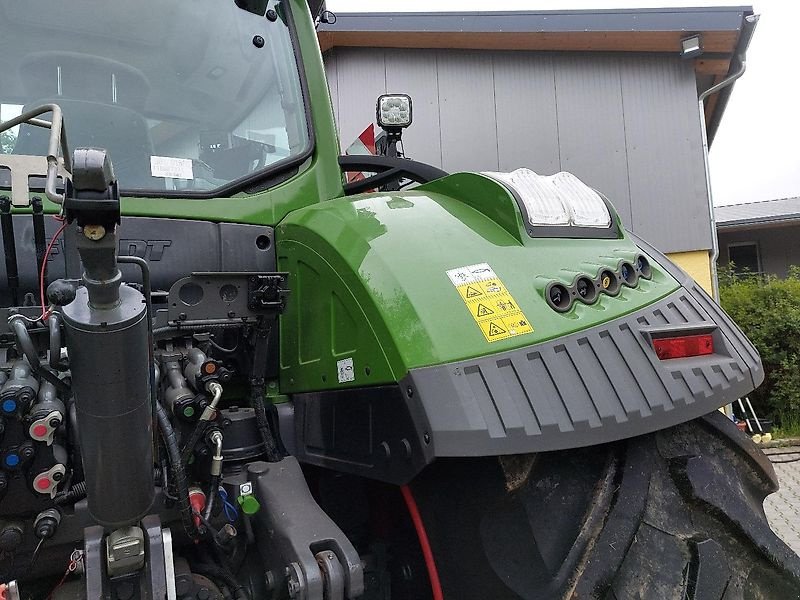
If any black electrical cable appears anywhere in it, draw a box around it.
[203,474,220,522]
[161,457,177,502]
[208,333,239,354]
[249,324,282,462]
[156,402,197,538]
[250,385,281,462]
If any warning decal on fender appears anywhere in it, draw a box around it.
[446,263,533,342]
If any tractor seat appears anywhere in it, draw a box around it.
[13,98,156,190]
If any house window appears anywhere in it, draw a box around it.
[728,242,761,275]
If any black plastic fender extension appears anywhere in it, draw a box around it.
[293,267,762,485]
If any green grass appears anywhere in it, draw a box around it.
[771,414,800,439]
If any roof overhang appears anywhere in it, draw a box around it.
[717,216,800,232]
[318,6,756,144]
[715,198,800,232]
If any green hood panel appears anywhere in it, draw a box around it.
[277,173,681,393]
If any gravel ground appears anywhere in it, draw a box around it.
[764,446,800,554]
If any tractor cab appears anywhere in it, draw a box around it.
[0,0,309,195]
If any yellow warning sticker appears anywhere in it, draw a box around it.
[457,284,484,301]
[446,263,533,343]
[478,315,533,342]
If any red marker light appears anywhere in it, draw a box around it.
[36,477,51,491]
[653,334,714,360]
[32,424,48,438]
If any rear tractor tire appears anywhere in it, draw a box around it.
[408,411,800,599]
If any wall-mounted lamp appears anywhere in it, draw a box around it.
[680,35,703,59]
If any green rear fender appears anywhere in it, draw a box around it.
[277,172,680,393]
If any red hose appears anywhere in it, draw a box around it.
[400,484,444,600]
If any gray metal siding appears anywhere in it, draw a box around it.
[718,225,800,278]
[554,54,632,228]
[332,49,387,154]
[493,53,560,175]
[324,48,711,254]
[619,55,709,252]
[384,50,443,168]
[437,51,499,173]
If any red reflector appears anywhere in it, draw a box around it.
[653,334,714,360]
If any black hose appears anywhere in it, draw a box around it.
[161,457,177,501]
[192,564,246,600]
[48,312,61,370]
[8,316,70,395]
[250,384,281,462]
[194,556,250,600]
[203,474,220,522]
[54,480,87,505]
[180,419,210,466]
[156,402,197,538]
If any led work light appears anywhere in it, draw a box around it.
[376,94,413,130]
[483,168,612,229]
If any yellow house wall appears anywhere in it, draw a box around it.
[666,250,713,295]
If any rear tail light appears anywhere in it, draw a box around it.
[653,334,714,360]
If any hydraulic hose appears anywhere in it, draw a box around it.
[156,402,196,538]
[180,382,223,465]
[48,312,61,370]
[195,548,250,600]
[8,316,70,395]
[54,480,87,505]
[250,385,281,462]
[249,325,282,462]
[203,431,224,522]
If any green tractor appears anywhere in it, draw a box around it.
[0,1,797,598]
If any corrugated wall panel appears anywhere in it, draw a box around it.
[492,52,560,175]
[324,48,711,255]
[436,50,499,173]
[332,48,387,151]
[385,49,443,168]
[620,55,711,253]
[553,54,633,228]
